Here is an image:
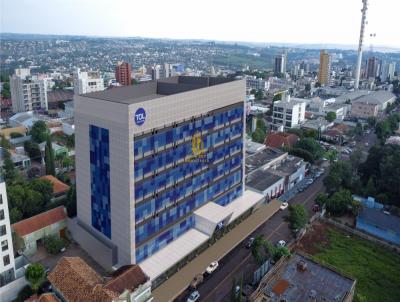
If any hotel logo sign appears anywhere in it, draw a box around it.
[135,108,146,126]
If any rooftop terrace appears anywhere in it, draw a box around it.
[81,76,234,104]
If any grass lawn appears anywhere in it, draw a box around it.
[314,229,400,302]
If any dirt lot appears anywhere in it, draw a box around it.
[295,220,333,254]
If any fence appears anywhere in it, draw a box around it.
[322,217,400,254]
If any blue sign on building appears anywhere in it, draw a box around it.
[135,108,146,126]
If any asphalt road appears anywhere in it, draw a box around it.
[175,171,327,302]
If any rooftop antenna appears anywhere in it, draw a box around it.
[354,0,368,90]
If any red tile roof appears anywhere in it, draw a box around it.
[40,175,70,195]
[38,294,60,302]
[12,206,67,237]
[104,265,148,294]
[265,132,299,149]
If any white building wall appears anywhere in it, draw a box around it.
[0,182,15,277]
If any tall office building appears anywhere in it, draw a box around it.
[149,65,161,81]
[366,57,379,79]
[0,182,16,289]
[10,68,48,113]
[318,50,331,86]
[73,69,105,95]
[115,62,132,86]
[74,76,262,281]
[274,53,286,75]
[380,61,396,82]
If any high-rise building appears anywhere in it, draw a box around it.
[115,62,132,86]
[380,61,396,82]
[318,50,331,86]
[73,68,105,95]
[274,53,286,75]
[366,57,379,79]
[10,68,48,113]
[150,65,161,81]
[0,182,16,289]
[73,76,262,281]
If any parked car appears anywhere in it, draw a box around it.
[187,291,200,302]
[312,204,321,212]
[280,202,289,210]
[206,261,219,274]
[246,237,255,248]
[276,240,286,248]
[190,274,204,289]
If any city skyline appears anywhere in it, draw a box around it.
[1,0,400,48]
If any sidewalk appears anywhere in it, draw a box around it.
[152,199,281,302]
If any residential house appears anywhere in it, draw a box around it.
[264,132,299,149]
[48,257,153,302]
[12,207,68,255]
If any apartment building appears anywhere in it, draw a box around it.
[271,96,306,131]
[115,62,132,86]
[73,69,104,95]
[73,76,263,281]
[10,68,48,113]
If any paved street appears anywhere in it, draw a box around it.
[175,171,327,302]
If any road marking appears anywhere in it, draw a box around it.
[202,253,251,302]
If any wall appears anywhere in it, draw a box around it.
[0,276,28,302]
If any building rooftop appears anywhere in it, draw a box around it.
[255,253,356,302]
[47,90,74,103]
[270,155,304,177]
[246,169,283,192]
[353,91,396,105]
[358,207,400,234]
[12,206,67,237]
[265,132,299,149]
[48,257,150,302]
[82,76,233,104]
[302,118,332,130]
[245,147,286,173]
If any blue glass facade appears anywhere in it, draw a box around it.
[90,125,111,239]
[134,104,244,262]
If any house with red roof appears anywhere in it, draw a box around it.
[264,132,299,149]
[12,206,68,255]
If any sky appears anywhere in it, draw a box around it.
[1,0,399,48]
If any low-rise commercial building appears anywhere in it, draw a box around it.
[264,132,299,149]
[271,97,306,131]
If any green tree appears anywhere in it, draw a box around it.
[2,149,18,184]
[1,136,12,149]
[10,132,23,139]
[315,193,328,206]
[272,93,282,102]
[288,204,308,230]
[375,120,391,141]
[292,137,324,163]
[44,235,65,254]
[256,118,267,133]
[354,122,364,137]
[323,161,353,193]
[325,149,338,163]
[325,111,337,122]
[367,116,377,128]
[9,207,23,223]
[1,82,10,99]
[273,246,290,262]
[30,121,49,143]
[28,179,53,205]
[24,141,41,159]
[25,263,45,292]
[44,137,55,176]
[325,189,354,216]
[16,285,33,302]
[66,185,77,217]
[252,128,266,144]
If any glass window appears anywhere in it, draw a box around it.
[3,254,10,266]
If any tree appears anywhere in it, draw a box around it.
[24,141,41,159]
[354,122,364,137]
[2,149,18,184]
[292,138,324,163]
[10,132,23,138]
[325,189,354,216]
[28,179,53,205]
[272,93,282,102]
[44,137,55,176]
[375,120,391,141]
[325,111,337,122]
[367,116,377,128]
[251,235,266,264]
[66,185,77,217]
[256,118,267,133]
[9,207,23,223]
[325,149,338,163]
[16,285,33,302]
[30,121,49,143]
[272,246,290,262]
[288,204,308,230]
[25,263,45,292]
[323,161,353,193]
[252,128,266,144]
[44,235,65,254]
[254,89,264,100]
[315,193,328,206]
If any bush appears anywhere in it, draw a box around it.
[44,235,65,254]
[10,132,24,138]
[16,285,33,302]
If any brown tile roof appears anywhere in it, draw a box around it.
[12,206,67,237]
[272,279,290,295]
[48,257,115,302]
[104,265,149,295]
[38,293,60,302]
[25,294,39,302]
[265,132,299,149]
[40,175,70,195]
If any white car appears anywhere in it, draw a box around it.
[187,291,200,302]
[206,261,219,274]
[280,202,289,210]
[276,240,286,248]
